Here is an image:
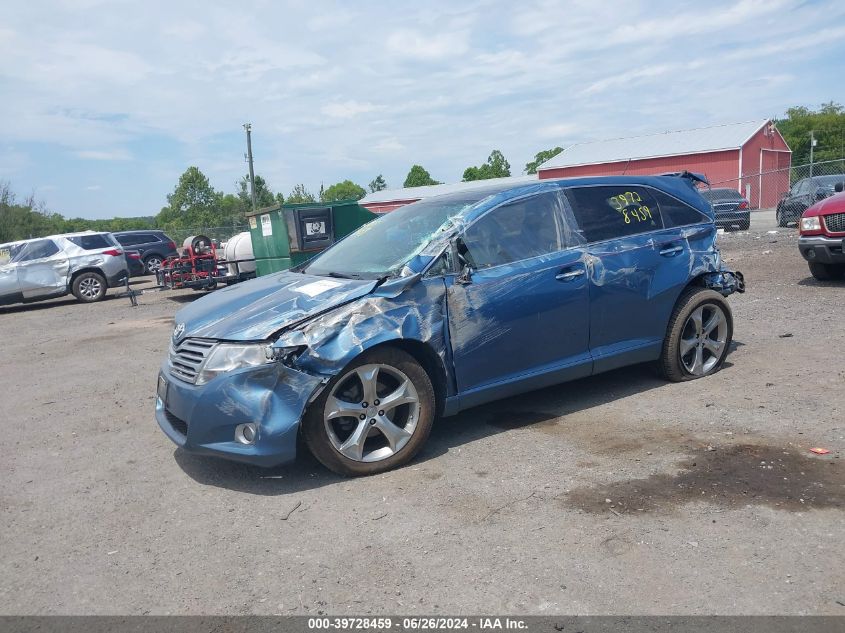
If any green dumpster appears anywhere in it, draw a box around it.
[246,200,377,277]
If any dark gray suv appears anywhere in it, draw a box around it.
[112,230,178,275]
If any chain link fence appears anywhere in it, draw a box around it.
[165,223,249,247]
[711,159,845,210]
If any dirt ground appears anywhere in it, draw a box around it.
[0,217,843,616]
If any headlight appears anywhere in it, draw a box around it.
[800,217,821,232]
[196,343,272,385]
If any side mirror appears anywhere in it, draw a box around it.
[451,237,473,285]
[836,182,844,193]
[456,263,473,285]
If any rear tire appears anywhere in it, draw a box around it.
[72,271,107,303]
[302,347,435,476]
[809,262,845,281]
[739,218,750,231]
[659,288,733,382]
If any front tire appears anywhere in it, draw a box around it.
[72,271,107,303]
[776,207,786,227]
[809,262,845,281]
[302,347,435,476]
[659,288,733,382]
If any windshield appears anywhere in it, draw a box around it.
[304,189,504,278]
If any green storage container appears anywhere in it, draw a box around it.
[246,200,377,277]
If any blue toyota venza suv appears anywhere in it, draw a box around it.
[156,174,744,476]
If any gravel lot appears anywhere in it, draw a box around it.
[1,216,843,616]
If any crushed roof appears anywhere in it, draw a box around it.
[360,174,537,204]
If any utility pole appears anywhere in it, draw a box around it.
[809,130,816,178]
[243,123,257,214]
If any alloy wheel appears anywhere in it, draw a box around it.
[146,256,163,273]
[78,277,103,299]
[679,303,728,376]
[323,363,420,463]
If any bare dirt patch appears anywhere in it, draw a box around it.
[566,443,843,514]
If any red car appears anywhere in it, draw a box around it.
[798,182,845,280]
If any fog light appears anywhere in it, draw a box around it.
[234,423,257,445]
[807,248,816,259]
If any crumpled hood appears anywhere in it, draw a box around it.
[174,271,378,342]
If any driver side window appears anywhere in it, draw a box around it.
[460,192,565,269]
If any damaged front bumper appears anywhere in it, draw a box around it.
[701,269,745,296]
[155,360,325,467]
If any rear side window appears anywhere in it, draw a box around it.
[115,234,143,246]
[68,234,112,250]
[565,186,662,243]
[461,191,567,268]
[653,190,709,228]
[11,239,60,263]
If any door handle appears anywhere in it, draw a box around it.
[555,268,585,282]
[659,245,683,257]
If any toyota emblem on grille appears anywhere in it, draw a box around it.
[172,322,186,342]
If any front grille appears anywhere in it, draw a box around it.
[164,408,188,437]
[823,212,845,233]
[168,338,216,383]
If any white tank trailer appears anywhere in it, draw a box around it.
[223,231,256,279]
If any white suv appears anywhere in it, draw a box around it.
[0,232,129,306]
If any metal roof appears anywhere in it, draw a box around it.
[360,174,537,204]
[541,120,770,170]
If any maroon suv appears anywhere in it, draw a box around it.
[798,182,845,280]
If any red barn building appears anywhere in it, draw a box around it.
[538,120,791,208]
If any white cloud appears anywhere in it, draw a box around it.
[321,101,382,119]
[373,137,405,153]
[536,123,579,140]
[386,29,469,60]
[84,184,102,191]
[75,149,132,161]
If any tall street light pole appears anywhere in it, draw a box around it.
[243,123,257,214]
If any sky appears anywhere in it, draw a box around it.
[1,0,844,220]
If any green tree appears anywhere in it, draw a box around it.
[462,150,511,181]
[321,180,366,202]
[368,174,387,192]
[775,102,845,167]
[0,182,66,242]
[287,184,316,204]
[525,146,563,174]
[403,165,440,188]
[157,166,221,228]
[238,174,277,211]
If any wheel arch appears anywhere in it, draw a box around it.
[340,339,449,419]
[68,266,106,291]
